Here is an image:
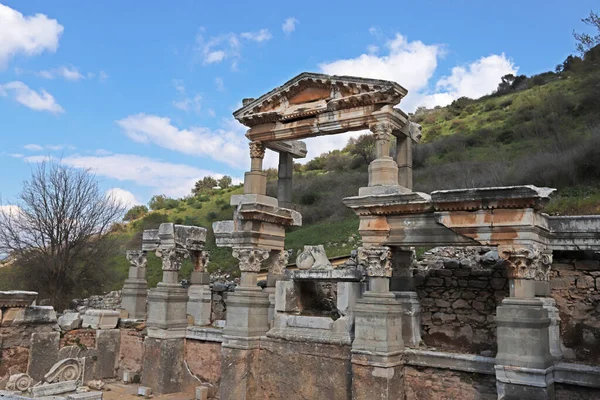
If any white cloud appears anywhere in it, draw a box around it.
[205,50,226,64]
[0,205,21,217]
[98,71,109,82]
[241,29,272,43]
[62,153,228,198]
[106,188,138,208]
[215,77,225,92]
[0,4,63,68]
[116,113,249,169]
[173,94,202,113]
[24,144,43,151]
[0,81,64,113]
[38,65,84,81]
[173,79,185,94]
[282,18,298,35]
[9,153,24,158]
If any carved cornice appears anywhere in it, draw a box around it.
[156,247,189,272]
[498,244,553,280]
[126,250,147,269]
[431,186,556,211]
[358,246,392,277]
[232,247,270,273]
[249,141,265,159]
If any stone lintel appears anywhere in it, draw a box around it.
[263,140,307,158]
[287,268,363,282]
[0,291,38,308]
[431,185,555,211]
[186,326,224,343]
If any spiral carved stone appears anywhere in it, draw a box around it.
[43,358,83,384]
[6,373,33,392]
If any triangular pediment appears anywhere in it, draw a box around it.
[233,72,408,127]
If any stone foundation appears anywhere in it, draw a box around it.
[118,329,145,376]
[404,366,497,400]
[185,339,222,387]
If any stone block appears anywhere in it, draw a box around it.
[94,329,120,379]
[187,285,212,326]
[146,285,188,336]
[82,310,119,330]
[67,392,103,400]
[576,275,595,289]
[574,260,600,271]
[336,282,361,316]
[190,271,210,285]
[28,332,60,382]
[121,279,148,320]
[138,386,152,397]
[58,312,82,331]
[31,380,78,397]
[141,338,187,394]
[274,281,299,313]
[195,386,209,400]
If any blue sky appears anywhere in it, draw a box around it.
[0,0,597,208]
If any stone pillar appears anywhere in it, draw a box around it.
[351,246,405,400]
[368,122,399,188]
[264,250,289,327]
[277,152,293,208]
[390,248,421,347]
[495,245,556,400]
[187,250,211,326]
[220,246,271,400]
[143,247,190,394]
[396,135,412,190]
[121,250,148,319]
[244,141,267,195]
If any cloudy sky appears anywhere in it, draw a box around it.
[0,0,596,207]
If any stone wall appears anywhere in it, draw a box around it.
[185,340,222,387]
[551,255,600,364]
[60,328,96,349]
[414,247,508,355]
[119,328,145,376]
[69,290,121,313]
[404,366,497,400]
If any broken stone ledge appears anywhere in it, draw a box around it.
[287,268,363,282]
[0,291,38,308]
[81,310,119,330]
[186,326,223,343]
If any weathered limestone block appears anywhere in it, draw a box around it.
[81,310,119,330]
[67,392,103,400]
[94,329,120,379]
[27,332,60,382]
[142,338,194,395]
[296,245,332,270]
[58,312,82,331]
[31,379,78,397]
[187,284,212,326]
[274,281,300,313]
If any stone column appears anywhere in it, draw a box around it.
[351,246,405,400]
[187,249,211,326]
[143,246,191,394]
[495,244,556,400]
[220,246,271,400]
[368,122,399,187]
[390,248,421,347]
[396,135,412,190]
[264,250,289,327]
[121,250,148,319]
[244,141,267,195]
[277,152,293,208]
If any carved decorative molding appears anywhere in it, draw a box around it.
[498,244,553,280]
[249,141,265,159]
[43,358,83,384]
[358,246,393,277]
[232,247,270,273]
[156,247,189,272]
[126,250,147,269]
[6,373,33,392]
[369,122,394,141]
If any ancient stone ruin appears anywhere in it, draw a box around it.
[1,72,600,400]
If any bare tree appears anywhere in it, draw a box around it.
[573,10,600,55]
[0,162,125,309]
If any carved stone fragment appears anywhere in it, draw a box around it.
[232,247,270,272]
[358,246,392,277]
[498,244,552,280]
[125,250,147,269]
[296,245,332,270]
[6,373,33,392]
[156,247,189,272]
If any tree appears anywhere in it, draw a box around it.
[192,176,218,195]
[348,134,376,165]
[124,205,149,221]
[0,162,125,309]
[218,175,232,189]
[573,11,600,55]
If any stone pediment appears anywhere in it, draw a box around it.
[234,72,408,128]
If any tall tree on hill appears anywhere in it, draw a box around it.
[192,176,218,195]
[574,10,600,55]
[0,162,125,309]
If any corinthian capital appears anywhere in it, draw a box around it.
[358,246,392,277]
[249,141,265,159]
[232,247,270,272]
[268,250,290,276]
[498,244,552,281]
[156,247,189,272]
[126,250,147,269]
[369,122,394,141]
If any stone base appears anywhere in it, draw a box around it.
[147,283,188,331]
[121,279,148,319]
[223,286,270,339]
[496,365,555,400]
[351,357,404,400]
[367,157,399,187]
[219,343,261,400]
[394,291,421,347]
[187,284,212,326]
[142,337,197,395]
[352,291,404,354]
[358,185,411,196]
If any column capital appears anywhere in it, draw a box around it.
[369,122,394,141]
[156,247,189,271]
[498,244,552,281]
[358,246,393,277]
[232,247,270,273]
[126,250,147,269]
[268,250,290,276]
[249,141,265,159]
